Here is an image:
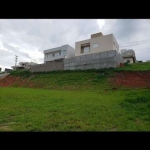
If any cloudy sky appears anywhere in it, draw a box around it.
[0,19,150,70]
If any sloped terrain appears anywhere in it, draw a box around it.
[111,71,150,88]
[0,70,150,90]
[0,62,150,131]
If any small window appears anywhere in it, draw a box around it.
[52,53,55,57]
[63,50,66,55]
[55,52,59,56]
[93,43,99,48]
[127,60,130,63]
[59,51,61,55]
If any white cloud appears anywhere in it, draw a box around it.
[97,19,105,29]
[0,19,150,71]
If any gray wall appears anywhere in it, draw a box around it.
[64,50,122,70]
[67,45,75,58]
[30,61,64,72]
[30,50,123,72]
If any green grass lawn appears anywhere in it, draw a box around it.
[116,62,150,71]
[0,62,150,131]
[0,87,150,131]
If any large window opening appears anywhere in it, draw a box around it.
[81,43,90,53]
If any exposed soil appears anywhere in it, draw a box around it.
[111,71,150,89]
[0,75,35,87]
[0,71,150,89]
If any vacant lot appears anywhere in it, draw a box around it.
[0,87,150,131]
[0,62,150,131]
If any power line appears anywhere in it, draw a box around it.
[119,38,150,46]
[120,43,149,48]
[119,40,150,48]
[133,48,150,51]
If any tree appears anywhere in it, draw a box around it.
[0,67,1,72]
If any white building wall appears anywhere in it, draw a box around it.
[44,45,75,63]
[67,45,75,58]
[112,34,119,51]
[123,58,134,63]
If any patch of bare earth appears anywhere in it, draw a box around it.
[0,75,35,88]
[111,71,150,89]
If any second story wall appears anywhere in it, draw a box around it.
[44,44,75,63]
[112,34,119,51]
[75,33,119,56]
[67,45,75,58]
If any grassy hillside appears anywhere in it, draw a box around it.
[116,62,150,71]
[8,69,113,91]
[0,62,150,131]
[7,62,150,91]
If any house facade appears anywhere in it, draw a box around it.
[11,62,37,70]
[30,32,123,72]
[19,62,38,69]
[4,68,13,73]
[44,44,75,63]
[120,49,136,63]
[75,32,119,56]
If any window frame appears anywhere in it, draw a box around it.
[93,43,99,48]
[81,43,90,53]
[63,50,67,55]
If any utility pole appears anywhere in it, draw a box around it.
[15,55,18,71]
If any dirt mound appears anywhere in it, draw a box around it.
[111,71,150,88]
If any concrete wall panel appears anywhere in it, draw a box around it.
[30,61,64,72]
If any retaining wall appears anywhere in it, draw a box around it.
[30,61,64,72]
[64,50,122,70]
[30,50,123,72]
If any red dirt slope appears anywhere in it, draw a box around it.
[0,75,35,87]
[0,71,150,89]
[111,71,150,88]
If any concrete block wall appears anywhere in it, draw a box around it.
[30,50,123,72]
[30,61,64,72]
[64,50,122,70]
